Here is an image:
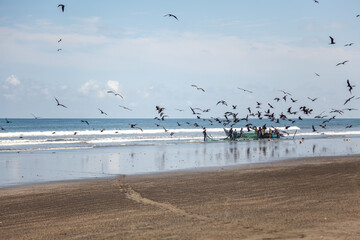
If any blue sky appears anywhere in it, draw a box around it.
[1,0,359,118]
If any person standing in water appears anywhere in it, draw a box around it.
[203,127,207,141]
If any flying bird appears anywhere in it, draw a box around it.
[58,38,62,43]
[98,108,108,115]
[216,100,228,106]
[55,97,67,108]
[129,124,143,132]
[237,87,253,93]
[119,105,132,111]
[31,114,40,119]
[308,97,318,102]
[58,4,65,12]
[5,118,11,124]
[81,120,89,125]
[344,43,354,47]
[312,125,317,132]
[57,48,62,51]
[191,85,205,92]
[107,90,123,98]
[336,60,349,66]
[315,73,320,77]
[164,14,178,20]
[329,36,335,45]
[279,90,292,96]
[347,79,355,94]
[314,0,319,3]
[344,96,355,105]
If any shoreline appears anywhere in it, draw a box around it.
[1,155,360,239]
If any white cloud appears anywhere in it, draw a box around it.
[107,80,119,91]
[6,75,21,86]
[79,80,100,94]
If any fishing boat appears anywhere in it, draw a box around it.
[223,128,282,140]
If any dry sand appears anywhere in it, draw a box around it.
[1,155,360,239]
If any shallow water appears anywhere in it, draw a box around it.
[1,137,359,187]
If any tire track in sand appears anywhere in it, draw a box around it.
[116,180,209,221]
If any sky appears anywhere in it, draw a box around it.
[1,0,360,119]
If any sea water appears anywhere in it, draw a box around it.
[0,118,359,187]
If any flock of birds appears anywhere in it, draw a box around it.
[1,2,359,138]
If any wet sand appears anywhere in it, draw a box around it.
[1,155,360,239]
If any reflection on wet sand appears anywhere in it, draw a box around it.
[1,138,360,187]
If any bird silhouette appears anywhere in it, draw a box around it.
[57,48,62,52]
[107,90,123,98]
[119,105,132,111]
[237,87,253,93]
[129,124,143,132]
[329,36,335,45]
[5,118,11,123]
[98,108,108,115]
[81,120,89,125]
[191,85,205,92]
[307,97,318,102]
[164,14,178,20]
[312,125,317,132]
[55,97,67,108]
[58,38,62,43]
[344,43,354,47]
[344,96,355,105]
[315,73,320,77]
[58,4,65,12]
[347,79,355,94]
[336,60,349,66]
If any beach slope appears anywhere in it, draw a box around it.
[1,155,360,239]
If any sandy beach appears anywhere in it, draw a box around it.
[1,155,360,239]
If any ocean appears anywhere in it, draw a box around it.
[1,118,359,152]
[1,118,360,187]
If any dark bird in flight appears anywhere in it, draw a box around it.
[336,60,349,66]
[346,125,352,128]
[5,118,11,123]
[268,103,274,108]
[31,114,40,119]
[81,120,89,125]
[98,108,108,115]
[57,48,62,51]
[279,90,292,96]
[312,125,317,132]
[315,73,320,77]
[164,14,178,20]
[156,106,165,114]
[344,43,354,47]
[55,97,67,108]
[129,124,143,132]
[58,4,65,12]
[237,87,253,93]
[314,0,319,3]
[191,85,205,92]
[107,90,123,98]
[290,98,297,103]
[347,79,355,94]
[308,97,318,102]
[343,108,358,111]
[274,97,280,102]
[0,126,5,131]
[58,38,62,43]
[357,14,360,17]
[216,100,228,106]
[119,105,132,111]
[344,96,355,105]
[329,36,335,45]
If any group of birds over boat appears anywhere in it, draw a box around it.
[1,2,359,137]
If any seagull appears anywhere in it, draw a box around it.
[57,48,62,51]
[237,87,253,93]
[191,85,205,92]
[329,36,335,45]
[315,73,320,77]
[58,4,65,12]
[336,60,349,66]
[58,38,62,43]
[81,120,89,125]
[0,126,5,131]
[107,90,123,98]
[314,0,319,3]
[216,100,228,106]
[344,96,355,105]
[312,125,317,132]
[347,79,355,94]
[129,124,143,132]
[308,97,318,102]
[343,108,358,111]
[31,114,40,119]
[164,14,178,21]
[279,90,292,96]
[98,108,108,115]
[55,97,67,108]
[5,118,11,123]
[344,43,354,47]
[346,125,353,128]
[119,105,132,111]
